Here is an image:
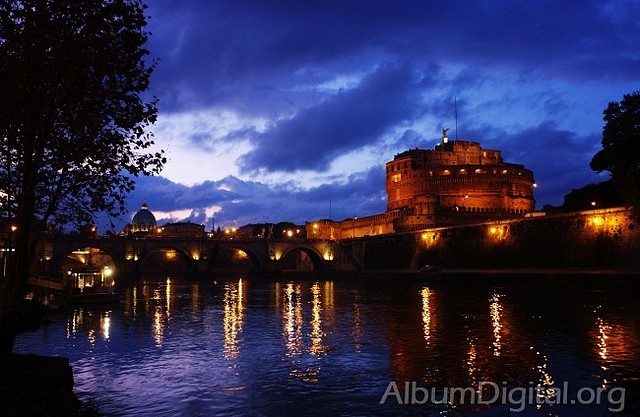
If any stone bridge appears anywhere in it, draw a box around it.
[34,235,344,280]
[29,207,638,285]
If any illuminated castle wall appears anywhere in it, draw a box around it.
[307,136,536,239]
[386,139,535,230]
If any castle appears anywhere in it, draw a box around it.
[307,134,536,239]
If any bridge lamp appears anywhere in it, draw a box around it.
[103,266,113,277]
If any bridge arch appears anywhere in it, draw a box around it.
[56,244,121,289]
[279,245,326,271]
[210,244,263,271]
[135,244,195,275]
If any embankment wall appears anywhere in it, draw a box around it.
[336,208,639,270]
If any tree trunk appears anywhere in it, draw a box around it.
[0,234,31,357]
[0,181,37,357]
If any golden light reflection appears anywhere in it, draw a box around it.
[101,313,110,340]
[132,286,138,317]
[66,309,80,338]
[142,284,150,315]
[165,278,172,320]
[153,305,164,347]
[596,316,611,388]
[466,337,477,383]
[283,283,303,356]
[489,293,502,356]
[309,282,328,355]
[66,309,111,344]
[274,282,281,309]
[151,280,173,347]
[421,287,432,346]
[223,279,245,360]
[352,290,362,353]
[533,347,556,406]
[590,312,638,388]
[323,281,335,326]
[597,316,610,362]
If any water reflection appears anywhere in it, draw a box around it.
[66,309,112,345]
[466,335,478,384]
[14,276,640,417]
[223,278,245,360]
[282,282,303,356]
[591,306,640,389]
[420,287,432,346]
[151,278,173,347]
[489,293,502,356]
[277,281,335,382]
[309,282,327,355]
[352,289,363,353]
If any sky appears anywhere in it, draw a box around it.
[114,0,640,232]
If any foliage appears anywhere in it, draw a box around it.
[590,91,640,209]
[0,0,164,228]
[0,0,163,354]
[561,180,623,212]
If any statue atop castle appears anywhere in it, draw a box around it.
[441,128,450,143]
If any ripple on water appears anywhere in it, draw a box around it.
[14,276,640,417]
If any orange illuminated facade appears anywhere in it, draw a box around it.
[386,139,535,230]
[307,136,536,239]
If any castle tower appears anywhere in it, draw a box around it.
[385,139,535,226]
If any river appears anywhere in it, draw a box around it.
[15,273,640,416]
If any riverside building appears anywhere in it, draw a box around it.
[307,134,536,239]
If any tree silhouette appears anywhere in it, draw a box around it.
[0,0,164,354]
[590,91,640,210]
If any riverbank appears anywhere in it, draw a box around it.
[0,353,98,417]
[288,266,640,281]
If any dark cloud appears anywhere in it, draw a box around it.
[117,0,640,229]
[238,63,430,172]
[490,122,603,206]
[147,0,639,114]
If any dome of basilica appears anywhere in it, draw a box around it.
[130,203,157,233]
